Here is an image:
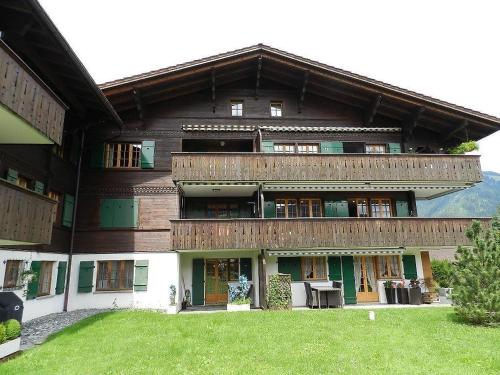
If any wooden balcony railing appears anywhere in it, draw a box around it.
[0,40,66,144]
[171,218,489,251]
[0,179,56,244]
[172,153,482,183]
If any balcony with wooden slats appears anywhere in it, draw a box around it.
[0,179,56,245]
[0,40,66,145]
[172,153,482,185]
[171,217,488,251]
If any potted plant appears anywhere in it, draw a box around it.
[227,275,251,312]
[167,284,177,314]
[384,280,396,304]
[396,280,409,304]
[422,278,438,304]
[0,319,21,359]
[408,278,422,305]
[181,290,191,310]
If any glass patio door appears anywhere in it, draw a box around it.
[355,256,379,302]
[205,259,229,305]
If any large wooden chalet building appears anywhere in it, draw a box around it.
[1,1,498,320]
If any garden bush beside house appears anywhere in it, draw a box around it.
[0,319,21,359]
[267,274,292,310]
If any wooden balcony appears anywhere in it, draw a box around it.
[172,153,482,185]
[171,218,489,251]
[0,179,56,245]
[0,40,66,145]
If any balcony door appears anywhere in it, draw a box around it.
[354,256,379,302]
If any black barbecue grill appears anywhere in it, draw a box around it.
[0,292,24,323]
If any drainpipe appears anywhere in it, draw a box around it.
[256,126,262,152]
[63,128,85,312]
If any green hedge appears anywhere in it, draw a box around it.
[267,274,292,310]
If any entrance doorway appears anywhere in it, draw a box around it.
[205,259,239,304]
[355,256,379,302]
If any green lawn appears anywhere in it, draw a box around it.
[2,308,499,374]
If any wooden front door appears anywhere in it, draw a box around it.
[205,259,229,304]
[356,256,379,302]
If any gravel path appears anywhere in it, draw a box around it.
[21,309,109,350]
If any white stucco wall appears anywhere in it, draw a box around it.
[67,252,180,312]
[180,250,260,306]
[0,250,69,322]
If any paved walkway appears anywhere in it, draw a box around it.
[21,309,109,350]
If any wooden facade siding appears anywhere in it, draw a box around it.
[171,218,489,251]
[172,153,482,183]
[0,179,56,244]
[0,41,66,144]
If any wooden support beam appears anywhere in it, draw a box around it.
[441,119,469,142]
[211,69,216,113]
[255,55,262,99]
[298,70,309,113]
[364,94,382,126]
[403,106,426,141]
[132,89,145,120]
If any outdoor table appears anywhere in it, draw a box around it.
[311,286,342,309]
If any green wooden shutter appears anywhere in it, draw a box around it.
[261,140,274,153]
[388,143,401,154]
[6,168,18,183]
[396,201,410,217]
[34,180,44,194]
[328,256,342,281]
[55,261,67,295]
[113,198,139,228]
[264,201,276,218]
[62,194,75,228]
[321,141,343,154]
[278,257,301,281]
[325,200,349,217]
[78,261,95,293]
[240,258,252,281]
[403,255,418,280]
[134,260,149,291]
[341,256,357,304]
[141,140,155,169]
[192,259,205,306]
[100,199,114,228]
[26,261,41,300]
[89,143,105,169]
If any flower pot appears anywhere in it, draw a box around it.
[422,292,438,304]
[227,303,250,312]
[385,288,396,304]
[0,337,21,359]
[409,287,422,305]
[396,288,410,304]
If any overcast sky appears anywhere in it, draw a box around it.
[40,0,500,173]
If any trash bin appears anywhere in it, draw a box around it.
[0,292,24,323]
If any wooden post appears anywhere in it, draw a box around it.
[258,251,267,309]
[421,251,433,281]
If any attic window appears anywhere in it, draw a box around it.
[270,102,282,117]
[231,101,243,117]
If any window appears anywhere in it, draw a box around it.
[3,260,23,289]
[105,143,141,168]
[17,175,30,189]
[270,102,282,117]
[38,261,54,296]
[276,199,298,218]
[302,257,327,280]
[274,144,295,153]
[377,256,401,278]
[207,203,239,218]
[297,144,319,154]
[228,258,239,281]
[48,191,63,225]
[299,199,322,217]
[355,198,369,217]
[366,144,387,154]
[96,260,134,291]
[231,101,243,116]
[371,199,392,218]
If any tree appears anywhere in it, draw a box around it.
[453,211,500,325]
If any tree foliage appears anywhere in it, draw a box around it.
[448,140,479,155]
[431,259,454,288]
[453,212,500,325]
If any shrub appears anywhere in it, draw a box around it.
[453,213,500,326]
[448,140,479,155]
[431,259,454,288]
[4,319,21,340]
[267,274,292,310]
[228,275,251,304]
[0,324,6,344]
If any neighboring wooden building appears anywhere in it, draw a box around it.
[0,2,499,318]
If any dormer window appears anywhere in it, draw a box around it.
[270,101,283,117]
[231,101,243,116]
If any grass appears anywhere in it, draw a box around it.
[2,308,499,374]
